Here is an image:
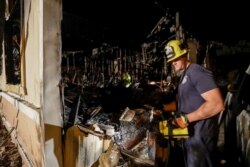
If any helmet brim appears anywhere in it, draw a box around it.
[167,50,187,63]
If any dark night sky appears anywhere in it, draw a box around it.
[179,1,250,41]
[62,0,250,49]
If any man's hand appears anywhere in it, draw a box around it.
[172,113,189,129]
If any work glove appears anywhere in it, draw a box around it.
[172,113,189,129]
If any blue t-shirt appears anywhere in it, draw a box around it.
[178,64,219,136]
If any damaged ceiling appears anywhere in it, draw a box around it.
[62,0,250,51]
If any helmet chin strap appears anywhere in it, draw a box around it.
[178,59,191,84]
[185,61,191,70]
[185,51,191,70]
[180,57,190,73]
[173,56,190,77]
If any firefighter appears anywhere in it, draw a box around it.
[164,39,224,167]
[121,72,132,88]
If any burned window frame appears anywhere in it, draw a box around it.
[0,1,5,75]
[3,0,26,95]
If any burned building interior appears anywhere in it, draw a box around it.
[0,0,250,166]
[58,0,250,167]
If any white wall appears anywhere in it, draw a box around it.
[0,0,63,166]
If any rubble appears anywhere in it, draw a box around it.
[0,118,22,167]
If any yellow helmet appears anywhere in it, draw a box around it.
[165,39,188,63]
